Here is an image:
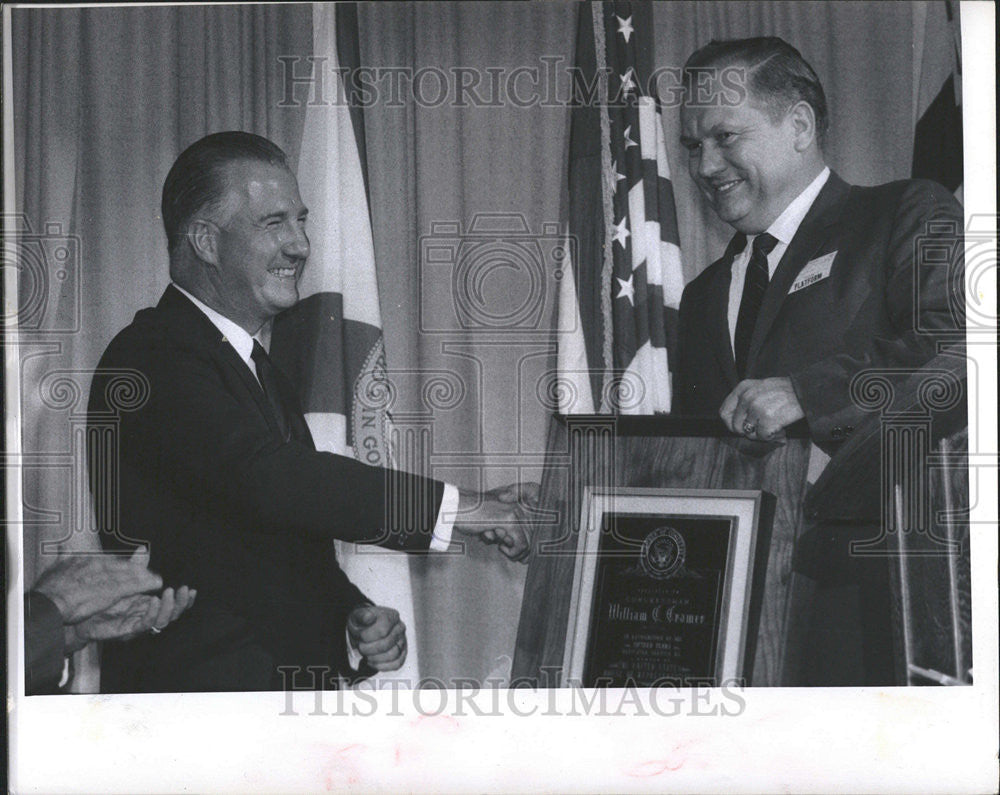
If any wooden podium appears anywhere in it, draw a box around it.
[512,353,970,687]
[511,415,814,687]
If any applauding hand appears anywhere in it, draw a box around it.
[64,586,197,652]
[33,547,164,624]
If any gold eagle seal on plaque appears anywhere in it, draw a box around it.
[640,526,686,579]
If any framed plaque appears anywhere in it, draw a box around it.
[563,487,774,687]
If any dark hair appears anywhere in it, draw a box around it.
[683,37,829,147]
[161,131,289,256]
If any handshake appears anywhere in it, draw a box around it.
[346,481,539,674]
[452,481,540,563]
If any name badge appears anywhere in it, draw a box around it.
[789,251,836,294]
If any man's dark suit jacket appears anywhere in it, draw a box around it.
[674,173,965,453]
[88,286,445,692]
[674,173,965,684]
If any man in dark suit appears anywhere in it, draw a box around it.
[674,37,964,447]
[89,132,531,693]
[673,38,964,684]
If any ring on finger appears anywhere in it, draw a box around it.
[743,421,757,436]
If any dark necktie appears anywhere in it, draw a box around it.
[251,340,294,442]
[733,232,778,379]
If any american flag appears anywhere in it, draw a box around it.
[558,1,684,415]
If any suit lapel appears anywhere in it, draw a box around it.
[746,173,852,373]
[158,286,286,440]
[706,262,739,386]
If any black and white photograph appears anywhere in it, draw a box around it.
[3,1,996,792]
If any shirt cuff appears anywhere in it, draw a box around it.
[430,482,459,551]
[345,627,364,671]
[58,656,71,689]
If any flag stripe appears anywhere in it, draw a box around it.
[556,238,597,414]
[657,177,681,247]
[566,0,608,412]
[601,1,684,414]
[335,2,371,205]
[559,1,684,416]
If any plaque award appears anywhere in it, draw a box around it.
[563,487,774,687]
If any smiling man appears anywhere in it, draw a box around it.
[673,38,965,685]
[185,157,311,333]
[673,37,964,452]
[88,132,532,692]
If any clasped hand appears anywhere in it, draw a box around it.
[347,605,407,672]
[720,377,805,440]
[455,482,540,562]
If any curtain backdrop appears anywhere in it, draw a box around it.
[12,1,946,689]
[357,1,577,684]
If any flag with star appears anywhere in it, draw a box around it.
[268,2,420,679]
[557,0,684,414]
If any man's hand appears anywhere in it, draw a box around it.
[64,586,197,652]
[347,606,406,672]
[33,548,164,624]
[492,481,541,507]
[720,377,805,440]
[454,483,539,562]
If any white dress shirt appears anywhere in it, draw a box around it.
[727,167,831,352]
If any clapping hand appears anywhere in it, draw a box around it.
[33,547,164,624]
[64,586,197,652]
[33,547,197,651]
